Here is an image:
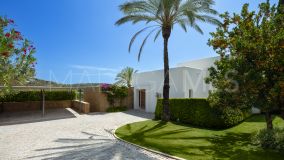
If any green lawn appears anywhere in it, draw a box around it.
[115,115,284,160]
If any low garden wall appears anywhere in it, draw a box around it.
[83,87,133,112]
[0,87,133,113]
[72,100,90,113]
[155,98,252,129]
[0,91,90,114]
[1,100,71,112]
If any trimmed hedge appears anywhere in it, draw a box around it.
[155,98,251,129]
[0,91,76,102]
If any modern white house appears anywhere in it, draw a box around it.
[133,56,220,113]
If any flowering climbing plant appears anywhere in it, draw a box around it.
[0,17,37,95]
[100,83,111,92]
[100,84,128,107]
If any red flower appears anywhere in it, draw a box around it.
[8,44,14,48]
[5,33,11,38]
[13,31,23,40]
[15,31,20,35]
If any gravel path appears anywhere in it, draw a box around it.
[0,109,175,160]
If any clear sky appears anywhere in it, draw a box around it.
[0,0,278,84]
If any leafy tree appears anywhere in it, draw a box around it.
[116,0,220,121]
[0,17,36,96]
[206,2,284,129]
[115,67,137,88]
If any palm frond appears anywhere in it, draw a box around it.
[115,67,138,87]
[119,1,146,14]
[116,0,220,61]
[192,23,204,34]
[115,15,158,25]
[197,15,221,25]
[154,29,162,42]
[176,19,187,32]
[129,25,159,53]
[138,27,159,61]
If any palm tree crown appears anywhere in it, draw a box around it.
[115,0,220,60]
[116,0,220,121]
[115,67,138,88]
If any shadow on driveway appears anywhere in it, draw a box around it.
[0,108,78,126]
[27,130,154,160]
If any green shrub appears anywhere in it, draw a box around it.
[155,98,250,129]
[0,90,76,102]
[44,91,76,101]
[106,106,127,112]
[252,128,284,151]
[219,107,245,128]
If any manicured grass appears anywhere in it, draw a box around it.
[115,115,284,160]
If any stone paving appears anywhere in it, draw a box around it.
[0,109,175,160]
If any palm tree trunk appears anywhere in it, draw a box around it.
[162,27,171,121]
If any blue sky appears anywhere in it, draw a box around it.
[0,0,278,84]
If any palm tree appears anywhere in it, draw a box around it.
[116,0,220,121]
[115,67,138,88]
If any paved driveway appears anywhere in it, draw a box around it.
[0,109,173,160]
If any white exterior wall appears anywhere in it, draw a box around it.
[177,56,220,69]
[133,67,212,112]
[133,56,260,114]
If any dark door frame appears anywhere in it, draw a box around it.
[138,89,146,110]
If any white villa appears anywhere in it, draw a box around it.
[133,56,220,113]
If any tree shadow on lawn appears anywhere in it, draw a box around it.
[168,132,283,160]
[119,121,284,160]
[244,114,270,122]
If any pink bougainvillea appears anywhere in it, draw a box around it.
[101,83,111,92]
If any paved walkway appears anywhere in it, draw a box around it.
[0,109,174,160]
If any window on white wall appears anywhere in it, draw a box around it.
[189,89,193,98]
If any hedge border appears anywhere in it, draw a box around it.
[155,98,251,129]
[0,91,76,102]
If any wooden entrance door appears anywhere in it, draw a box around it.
[139,89,146,110]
